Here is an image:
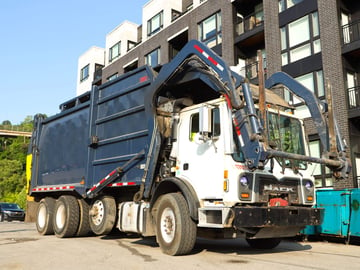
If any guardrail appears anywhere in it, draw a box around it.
[0,125,32,132]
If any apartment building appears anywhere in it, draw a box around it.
[76,46,105,96]
[76,0,360,189]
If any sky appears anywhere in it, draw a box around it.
[0,0,147,125]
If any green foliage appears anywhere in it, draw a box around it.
[0,116,33,209]
[0,137,29,166]
[2,120,11,126]
[0,160,26,197]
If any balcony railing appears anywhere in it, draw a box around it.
[235,12,264,36]
[93,68,103,82]
[342,20,360,45]
[347,86,360,109]
[240,59,267,80]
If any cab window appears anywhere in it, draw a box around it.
[189,107,220,141]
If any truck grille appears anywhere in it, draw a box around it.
[256,174,300,205]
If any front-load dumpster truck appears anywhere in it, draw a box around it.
[28,40,350,255]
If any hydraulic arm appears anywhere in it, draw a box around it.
[143,40,351,179]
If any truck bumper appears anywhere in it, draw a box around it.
[233,206,323,228]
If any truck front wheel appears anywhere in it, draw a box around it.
[89,196,116,235]
[155,193,197,256]
[246,238,281,249]
[36,197,56,235]
[53,195,80,238]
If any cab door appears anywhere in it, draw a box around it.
[176,105,225,200]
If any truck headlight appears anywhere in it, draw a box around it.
[240,176,249,186]
[304,180,314,191]
[239,174,252,201]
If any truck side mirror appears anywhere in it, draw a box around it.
[199,106,212,141]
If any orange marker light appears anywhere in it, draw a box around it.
[241,193,249,199]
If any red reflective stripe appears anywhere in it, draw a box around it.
[108,169,117,177]
[232,117,241,135]
[194,44,224,71]
[194,44,204,53]
[32,186,75,192]
[140,76,148,82]
[224,94,232,109]
[98,178,107,185]
[109,182,136,187]
[207,56,218,66]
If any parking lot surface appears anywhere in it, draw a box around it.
[1,222,360,270]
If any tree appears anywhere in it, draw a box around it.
[20,116,34,132]
[0,116,34,208]
[1,120,11,126]
[0,159,25,197]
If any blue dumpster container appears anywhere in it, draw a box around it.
[301,188,360,240]
[349,189,360,237]
[315,189,351,237]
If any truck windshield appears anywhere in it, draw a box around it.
[268,112,306,169]
[231,112,306,170]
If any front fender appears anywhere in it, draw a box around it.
[150,177,200,221]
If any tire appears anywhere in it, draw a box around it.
[89,196,116,235]
[0,213,4,222]
[76,199,91,237]
[36,197,56,235]
[155,193,197,256]
[246,238,281,249]
[53,195,80,238]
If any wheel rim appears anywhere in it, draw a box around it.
[37,204,47,229]
[55,204,66,230]
[91,200,105,226]
[160,207,176,243]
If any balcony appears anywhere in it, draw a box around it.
[341,20,360,57]
[236,12,264,36]
[93,65,103,86]
[235,11,264,49]
[347,86,360,118]
[239,59,267,83]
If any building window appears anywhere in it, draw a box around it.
[80,64,89,82]
[107,73,118,81]
[279,0,304,12]
[308,139,333,187]
[146,48,160,67]
[147,11,163,37]
[281,12,320,65]
[198,12,222,48]
[109,42,121,63]
[284,70,324,115]
[172,9,181,22]
[127,41,137,51]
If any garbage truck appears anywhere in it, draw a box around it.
[28,39,351,255]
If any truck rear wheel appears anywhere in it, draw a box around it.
[246,238,281,249]
[89,196,116,235]
[53,195,80,238]
[155,193,196,256]
[76,199,91,237]
[36,197,56,235]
